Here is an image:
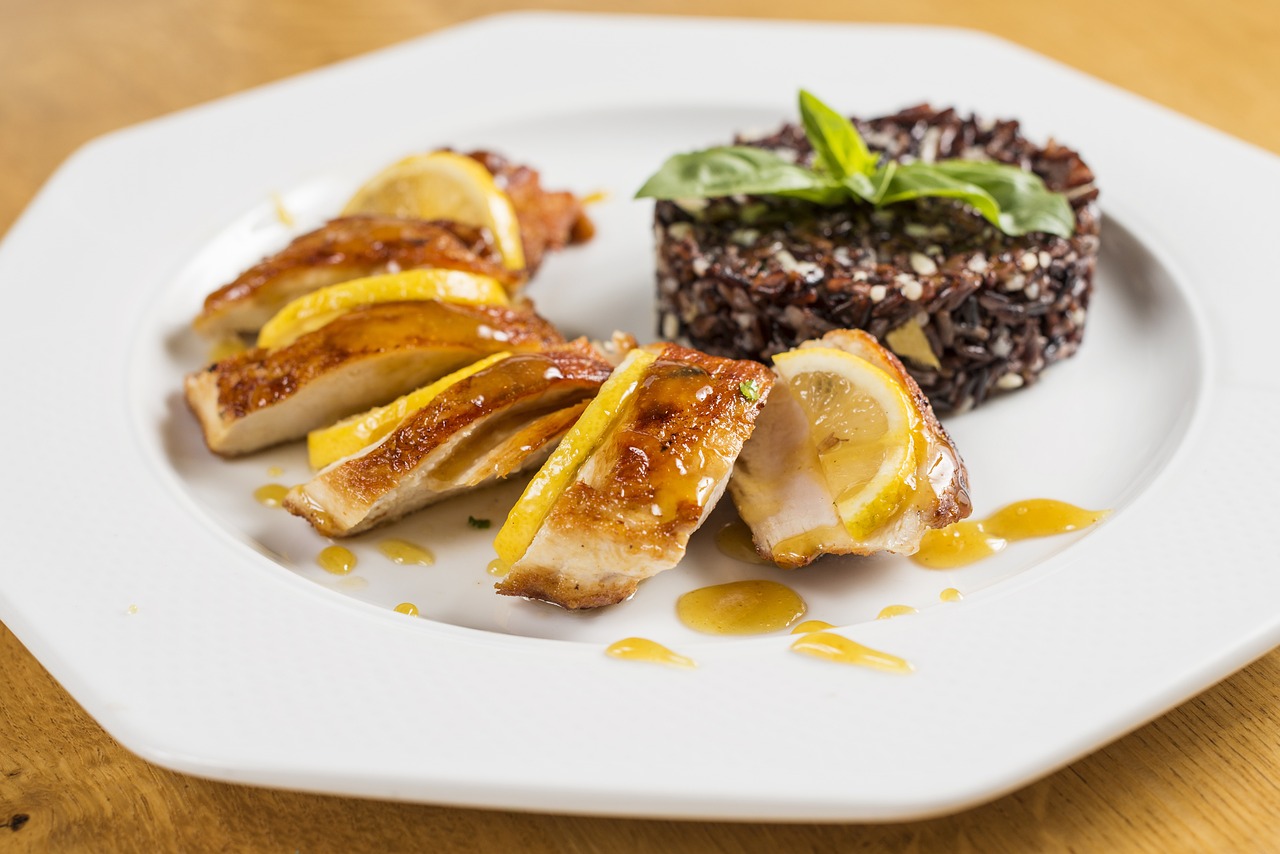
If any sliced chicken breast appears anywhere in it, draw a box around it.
[184,301,562,456]
[285,345,613,537]
[497,344,774,609]
[194,216,516,336]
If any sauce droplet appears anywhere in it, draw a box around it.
[317,545,356,575]
[676,580,806,635]
[715,520,769,565]
[393,602,420,616]
[876,604,918,620]
[914,498,1107,568]
[253,483,289,508]
[486,558,510,577]
[378,539,434,566]
[605,637,695,668]
[126,604,139,615]
[940,587,964,602]
[266,465,284,477]
[791,632,914,673]
[791,619,837,635]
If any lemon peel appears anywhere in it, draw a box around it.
[343,151,526,271]
[306,351,512,469]
[494,348,657,565]
[257,268,509,349]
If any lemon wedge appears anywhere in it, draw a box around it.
[771,346,918,540]
[342,151,526,271]
[256,268,509,349]
[493,347,657,566]
[306,351,513,470]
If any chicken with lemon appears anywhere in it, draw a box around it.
[494,344,774,609]
[730,330,970,567]
[285,342,614,537]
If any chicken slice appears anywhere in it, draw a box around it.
[184,301,563,456]
[284,345,613,537]
[730,329,971,568]
[497,344,774,610]
[469,150,594,274]
[194,216,516,337]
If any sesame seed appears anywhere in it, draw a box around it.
[869,285,887,302]
[1039,251,1053,268]
[668,222,693,241]
[967,254,988,273]
[661,313,680,339]
[692,257,710,276]
[901,279,924,301]
[1020,252,1038,272]
[996,372,1025,390]
[1003,274,1026,292]
[910,252,938,276]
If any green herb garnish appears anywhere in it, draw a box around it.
[635,90,1075,238]
[739,379,761,402]
[467,516,491,529]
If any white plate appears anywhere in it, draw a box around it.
[2,13,1278,822]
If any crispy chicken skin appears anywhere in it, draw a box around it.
[730,329,971,568]
[194,216,516,336]
[497,344,774,610]
[285,345,613,537]
[184,301,563,457]
[470,150,594,273]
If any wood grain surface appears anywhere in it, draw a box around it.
[2,1,1278,851]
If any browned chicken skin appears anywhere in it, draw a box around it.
[184,301,564,456]
[497,344,774,610]
[285,344,613,537]
[194,216,517,336]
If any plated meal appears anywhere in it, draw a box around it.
[181,91,1103,651]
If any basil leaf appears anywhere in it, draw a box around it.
[878,163,1004,227]
[634,146,833,200]
[798,89,878,181]
[929,160,1075,237]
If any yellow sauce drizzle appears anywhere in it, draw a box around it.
[940,587,964,602]
[317,545,356,575]
[676,580,806,635]
[772,524,849,567]
[605,637,695,668]
[715,520,769,565]
[914,498,1108,569]
[486,558,510,577]
[790,631,914,673]
[266,465,284,477]
[581,190,610,205]
[791,619,837,635]
[253,483,289,508]
[877,604,919,620]
[377,539,434,566]
[393,602,420,616]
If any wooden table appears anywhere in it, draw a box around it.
[2,1,1277,849]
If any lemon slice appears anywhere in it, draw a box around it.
[305,351,513,470]
[342,151,526,271]
[772,346,918,540]
[257,268,509,349]
[493,348,657,566]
